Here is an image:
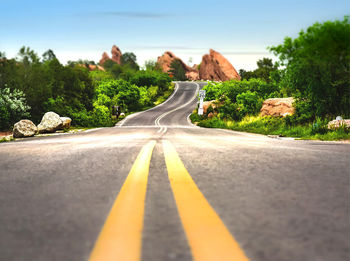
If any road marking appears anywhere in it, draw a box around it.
[155,82,200,132]
[88,140,156,261]
[162,140,250,261]
[117,82,179,127]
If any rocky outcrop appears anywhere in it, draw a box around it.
[199,49,240,81]
[203,100,219,114]
[157,52,199,80]
[37,112,63,133]
[260,97,295,117]
[88,64,105,71]
[99,52,111,65]
[111,45,122,64]
[79,64,105,71]
[13,120,37,138]
[99,45,122,66]
[60,117,72,129]
[186,71,200,81]
[327,119,350,130]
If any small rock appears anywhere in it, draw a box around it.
[208,112,214,118]
[202,100,219,114]
[260,97,295,117]
[60,117,72,129]
[327,119,350,130]
[37,112,63,133]
[13,120,37,138]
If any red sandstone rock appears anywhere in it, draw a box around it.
[99,52,111,65]
[111,45,122,64]
[78,64,105,71]
[260,97,295,117]
[199,49,240,81]
[157,52,199,80]
[99,45,123,66]
[203,100,219,114]
[88,64,105,71]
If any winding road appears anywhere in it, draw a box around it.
[0,82,349,261]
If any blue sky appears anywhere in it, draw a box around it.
[1,0,349,70]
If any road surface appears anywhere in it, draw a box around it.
[0,82,349,261]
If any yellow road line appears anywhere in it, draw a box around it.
[162,140,250,261]
[89,140,156,261]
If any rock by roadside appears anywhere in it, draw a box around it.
[60,117,72,129]
[203,100,220,115]
[13,120,37,138]
[38,112,63,133]
[260,97,295,117]
[327,119,350,130]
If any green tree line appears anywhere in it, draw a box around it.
[0,48,172,130]
[205,16,350,125]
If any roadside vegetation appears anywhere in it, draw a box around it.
[0,49,172,130]
[191,17,350,140]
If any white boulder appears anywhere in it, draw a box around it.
[60,117,72,129]
[37,112,63,133]
[13,120,37,138]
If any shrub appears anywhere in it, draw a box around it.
[0,88,31,130]
[270,17,350,119]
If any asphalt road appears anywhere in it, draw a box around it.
[0,82,349,261]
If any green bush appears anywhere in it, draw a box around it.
[130,70,171,93]
[236,91,263,116]
[270,16,350,119]
[95,79,141,112]
[0,88,31,130]
[203,79,280,121]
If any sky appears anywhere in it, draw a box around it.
[1,0,349,70]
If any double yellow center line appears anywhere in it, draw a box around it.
[89,140,249,261]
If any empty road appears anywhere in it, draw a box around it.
[0,82,349,261]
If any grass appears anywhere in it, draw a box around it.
[154,83,175,105]
[190,114,350,141]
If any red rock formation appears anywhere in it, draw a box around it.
[260,97,295,117]
[199,49,240,81]
[99,45,122,66]
[157,51,199,80]
[99,52,111,65]
[111,45,122,64]
[78,64,105,71]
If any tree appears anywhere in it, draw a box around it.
[17,46,40,65]
[169,59,187,81]
[239,58,277,82]
[270,16,350,119]
[121,52,139,71]
[42,49,56,62]
[144,60,161,71]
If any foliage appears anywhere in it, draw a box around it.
[144,60,161,71]
[121,52,139,71]
[168,59,187,81]
[0,88,31,130]
[191,115,349,141]
[0,46,175,129]
[96,79,141,111]
[269,16,350,120]
[130,70,171,93]
[239,58,278,82]
[202,79,280,121]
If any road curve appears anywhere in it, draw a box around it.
[0,82,349,261]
